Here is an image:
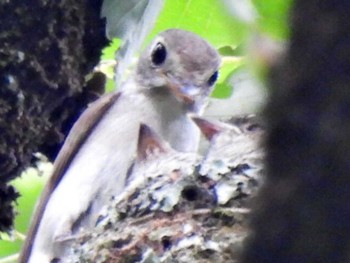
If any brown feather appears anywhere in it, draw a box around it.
[19,91,121,263]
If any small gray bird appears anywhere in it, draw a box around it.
[192,116,264,181]
[192,116,265,206]
[128,123,197,183]
[20,29,220,263]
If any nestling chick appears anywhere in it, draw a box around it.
[192,116,265,204]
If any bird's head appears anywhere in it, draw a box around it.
[136,29,221,113]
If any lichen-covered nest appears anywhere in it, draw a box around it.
[70,116,265,263]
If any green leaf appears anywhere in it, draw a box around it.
[253,0,293,40]
[100,38,121,60]
[105,77,116,93]
[0,167,49,259]
[212,55,245,98]
[148,0,247,48]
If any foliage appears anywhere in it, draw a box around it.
[0,165,50,260]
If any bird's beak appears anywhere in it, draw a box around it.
[191,116,243,140]
[164,74,199,105]
[190,116,222,140]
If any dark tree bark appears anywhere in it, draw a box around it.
[0,0,108,232]
[241,1,350,262]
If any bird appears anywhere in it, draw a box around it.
[19,29,221,263]
[127,123,197,184]
[192,115,265,188]
[192,115,264,169]
[69,121,262,262]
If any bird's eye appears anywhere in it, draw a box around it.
[207,71,218,86]
[151,42,167,66]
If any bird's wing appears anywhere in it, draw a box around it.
[19,91,121,263]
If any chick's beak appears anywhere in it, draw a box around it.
[191,116,222,140]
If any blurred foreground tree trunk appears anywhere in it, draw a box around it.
[241,1,350,262]
[0,0,108,232]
